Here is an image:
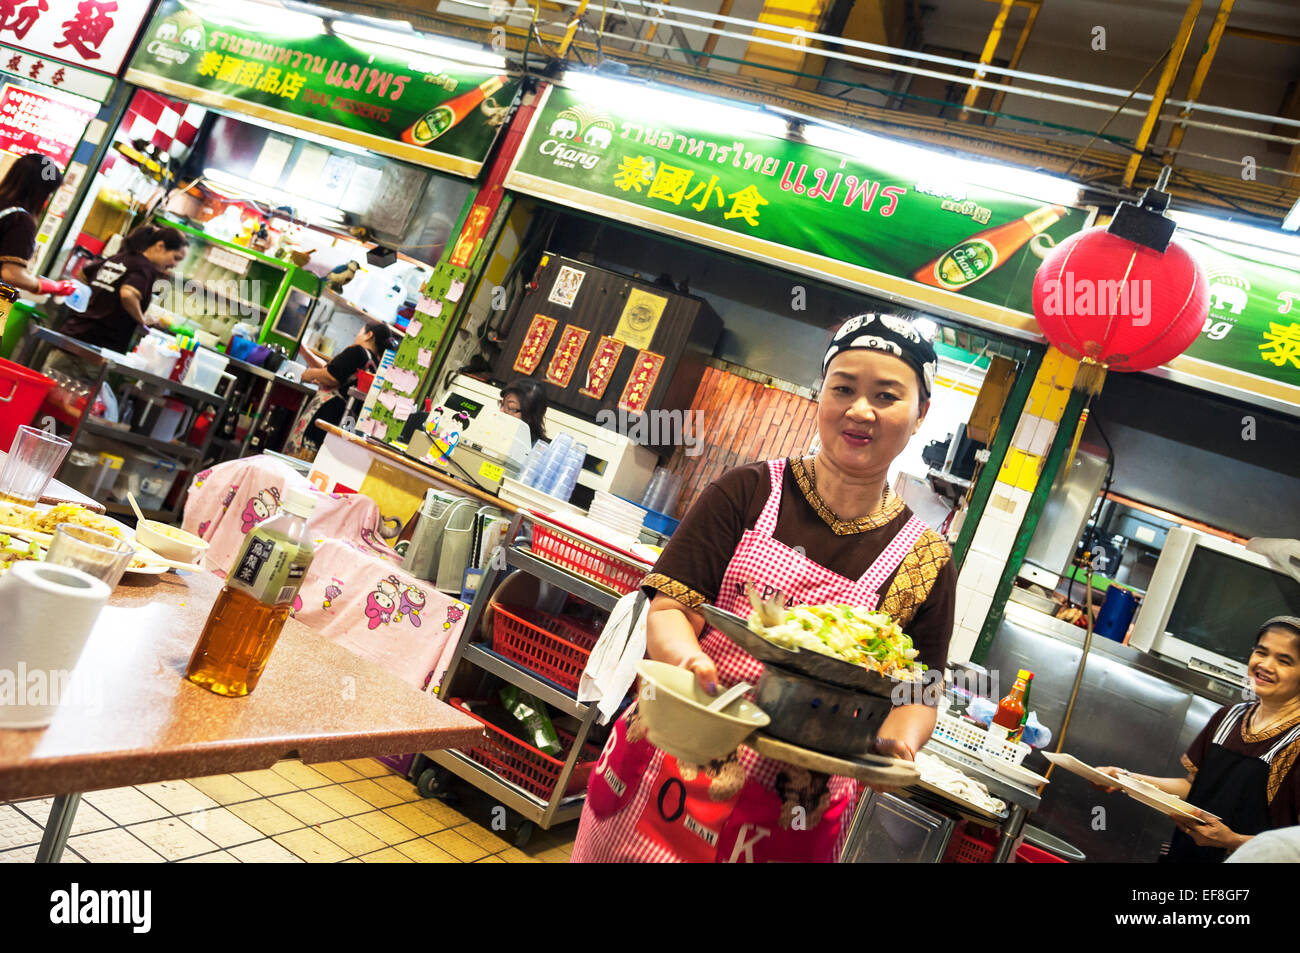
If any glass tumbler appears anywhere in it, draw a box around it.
[44,524,136,589]
[0,426,72,507]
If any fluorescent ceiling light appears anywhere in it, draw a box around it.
[332,20,507,71]
[1283,197,1300,233]
[801,123,1080,207]
[184,0,325,35]
[561,72,789,139]
[202,167,346,225]
[1170,210,1300,259]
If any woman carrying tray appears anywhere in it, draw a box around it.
[572,313,956,863]
[1098,616,1300,863]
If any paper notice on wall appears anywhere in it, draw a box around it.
[250,135,294,186]
[417,348,433,368]
[392,396,416,421]
[407,319,422,336]
[416,295,441,317]
[318,154,356,205]
[385,367,421,394]
[446,279,465,303]
[290,144,329,187]
[340,164,384,214]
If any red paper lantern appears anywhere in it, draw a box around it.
[1031,228,1209,372]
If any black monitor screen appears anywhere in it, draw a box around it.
[1165,548,1300,662]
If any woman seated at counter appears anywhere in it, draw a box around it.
[499,378,548,444]
[286,320,394,454]
[1098,615,1300,863]
[572,313,956,863]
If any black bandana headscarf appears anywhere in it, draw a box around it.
[822,313,938,398]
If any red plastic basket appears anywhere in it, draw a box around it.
[490,604,602,693]
[943,822,998,863]
[529,516,647,595]
[449,698,601,801]
[1015,843,1068,863]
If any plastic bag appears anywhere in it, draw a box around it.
[91,382,118,423]
[499,685,561,756]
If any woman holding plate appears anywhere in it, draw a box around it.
[571,313,956,863]
[1098,616,1300,863]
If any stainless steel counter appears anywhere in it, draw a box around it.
[982,602,1234,863]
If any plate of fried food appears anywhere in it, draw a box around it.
[0,502,177,578]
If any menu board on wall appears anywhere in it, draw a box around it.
[0,82,96,167]
[0,0,152,75]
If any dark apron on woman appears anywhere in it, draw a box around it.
[1162,703,1296,863]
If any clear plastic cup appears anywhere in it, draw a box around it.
[44,524,136,589]
[0,426,72,507]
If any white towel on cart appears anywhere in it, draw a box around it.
[578,590,648,724]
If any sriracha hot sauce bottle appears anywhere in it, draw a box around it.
[983,669,1031,754]
[913,205,1066,291]
[401,76,506,147]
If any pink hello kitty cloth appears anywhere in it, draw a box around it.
[182,456,388,574]
[291,538,470,693]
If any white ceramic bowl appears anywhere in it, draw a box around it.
[636,660,770,764]
[134,519,209,564]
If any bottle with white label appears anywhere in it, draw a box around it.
[185,487,317,697]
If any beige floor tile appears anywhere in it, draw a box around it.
[382,802,448,837]
[229,839,302,863]
[188,774,261,806]
[535,845,573,863]
[67,827,166,863]
[0,844,85,863]
[226,800,303,837]
[342,779,405,809]
[135,780,219,816]
[341,758,390,778]
[270,761,332,789]
[371,775,420,801]
[455,822,512,855]
[179,851,240,863]
[306,762,365,784]
[12,798,116,837]
[128,818,220,861]
[232,769,299,796]
[82,787,170,825]
[359,847,413,863]
[427,828,489,862]
[316,818,385,856]
[351,811,418,846]
[0,803,50,849]
[273,828,350,863]
[476,855,506,863]
[393,838,459,863]
[269,792,343,827]
[308,785,373,817]
[497,847,541,863]
[179,807,265,849]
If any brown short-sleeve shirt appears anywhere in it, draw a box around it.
[643,457,955,672]
[1183,702,1300,828]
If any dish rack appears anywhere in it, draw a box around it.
[490,605,602,694]
[528,510,649,596]
[932,711,1031,766]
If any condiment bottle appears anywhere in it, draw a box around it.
[983,669,1031,753]
[185,487,317,697]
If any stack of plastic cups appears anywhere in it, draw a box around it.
[535,432,573,493]
[517,440,549,486]
[551,442,587,501]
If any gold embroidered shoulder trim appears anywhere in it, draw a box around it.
[642,573,708,610]
[880,528,952,630]
[1181,754,1198,775]
[1240,706,1300,744]
[788,456,906,535]
[1239,706,1300,803]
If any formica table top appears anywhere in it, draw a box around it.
[0,570,484,800]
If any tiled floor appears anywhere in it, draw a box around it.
[0,759,576,864]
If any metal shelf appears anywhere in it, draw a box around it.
[427,748,586,827]
[506,547,622,613]
[81,420,203,462]
[462,644,587,719]
[34,328,225,405]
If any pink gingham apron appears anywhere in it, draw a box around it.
[572,459,927,863]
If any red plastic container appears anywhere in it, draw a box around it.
[0,358,55,450]
[944,827,997,864]
[530,517,646,595]
[449,698,601,801]
[1015,843,1068,863]
[355,370,375,394]
[490,604,602,693]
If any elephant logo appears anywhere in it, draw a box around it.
[549,117,579,139]
[552,104,615,151]
[180,26,205,49]
[156,22,178,41]
[1207,271,1250,316]
[583,126,612,149]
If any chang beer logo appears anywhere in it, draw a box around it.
[1203,268,1250,341]
[539,103,615,171]
[148,9,205,66]
[931,238,996,289]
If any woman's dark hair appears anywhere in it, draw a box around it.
[0,153,63,215]
[502,378,548,444]
[124,224,188,254]
[363,320,394,355]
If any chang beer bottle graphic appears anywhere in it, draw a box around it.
[401,76,507,146]
[914,204,1066,290]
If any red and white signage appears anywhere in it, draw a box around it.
[0,82,95,166]
[0,0,152,75]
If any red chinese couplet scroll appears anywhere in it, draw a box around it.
[579,335,625,399]
[617,350,665,414]
[545,324,590,387]
[513,314,557,375]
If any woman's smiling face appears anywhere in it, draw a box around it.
[816,349,928,477]
[1248,627,1300,703]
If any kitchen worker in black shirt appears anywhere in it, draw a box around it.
[0,153,76,299]
[284,320,394,453]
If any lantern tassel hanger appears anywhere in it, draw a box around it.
[1107,164,1176,253]
[1073,357,1109,396]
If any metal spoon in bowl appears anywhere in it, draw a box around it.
[707,681,753,712]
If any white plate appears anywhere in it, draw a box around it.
[1041,752,1217,823]
[123,562,169,577]
[1041,751,1124,788]
[979,752,1050,787]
